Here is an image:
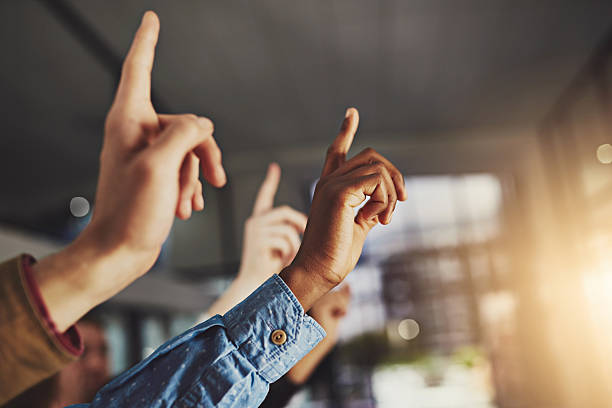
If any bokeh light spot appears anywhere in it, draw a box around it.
[596,144,612,164]
[70,196,90,217]
[398,318,420,341]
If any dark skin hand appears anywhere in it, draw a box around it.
[280,107,407,311]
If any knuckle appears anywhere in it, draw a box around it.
[317,175,335,191]
[314,178,335,198]
[317,180,333,194]
[180,118,200,134]
[372,161,385,172]
[326,149,344,163]
[199,116,214,132]
[363,147,376,156]
[175,113,195,124]
[326,145,338,156]
[394,172,405,184]
[182,114,199,125]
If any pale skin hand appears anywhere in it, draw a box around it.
[32,11,227,332]
[279,107,408,311]
[206,163,307,317]
[286,285,351,385]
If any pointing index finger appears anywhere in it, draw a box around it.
[253,162,281,215]
[115,11,160,108]
[321,107,359,177]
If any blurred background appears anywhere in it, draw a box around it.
[2,1,612,407]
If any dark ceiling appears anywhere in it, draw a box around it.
[2,0,612,232]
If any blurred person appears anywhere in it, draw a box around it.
[0,10,226,403]
[4,313,110,408]
[2,10,406,407]
[2,374,59,408]
[53,313,110,407]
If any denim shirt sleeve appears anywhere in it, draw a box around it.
[69,274,325,408]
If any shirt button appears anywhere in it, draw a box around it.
[270,329,287,345]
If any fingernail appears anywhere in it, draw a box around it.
[142,10,154,25]
[345,108,351,118]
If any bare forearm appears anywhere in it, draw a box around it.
[207,256,334,318]
[31,229,154,332]
[206,272,269,317]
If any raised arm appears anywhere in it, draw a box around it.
[56,14,405,404]
[31,11,227,333]
[280,107,407,311]
[205,163,307,317]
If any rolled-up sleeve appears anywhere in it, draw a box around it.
[0,255,82,405]
[77,274,325,408]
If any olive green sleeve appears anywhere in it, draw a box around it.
[0,255,81,404]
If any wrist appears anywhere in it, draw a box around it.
[237,255,284,286]
[236,265,268,287]
[32,228,155,332]
[278,264,333,312]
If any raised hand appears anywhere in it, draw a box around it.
[33,12,226,331]
[205,163,307,317]
[239,163,308,282]
[89,11,225,264]
[281,108,407,310]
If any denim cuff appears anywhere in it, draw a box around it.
[223,274,326,383]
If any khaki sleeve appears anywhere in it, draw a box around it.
[0,255,79,404]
